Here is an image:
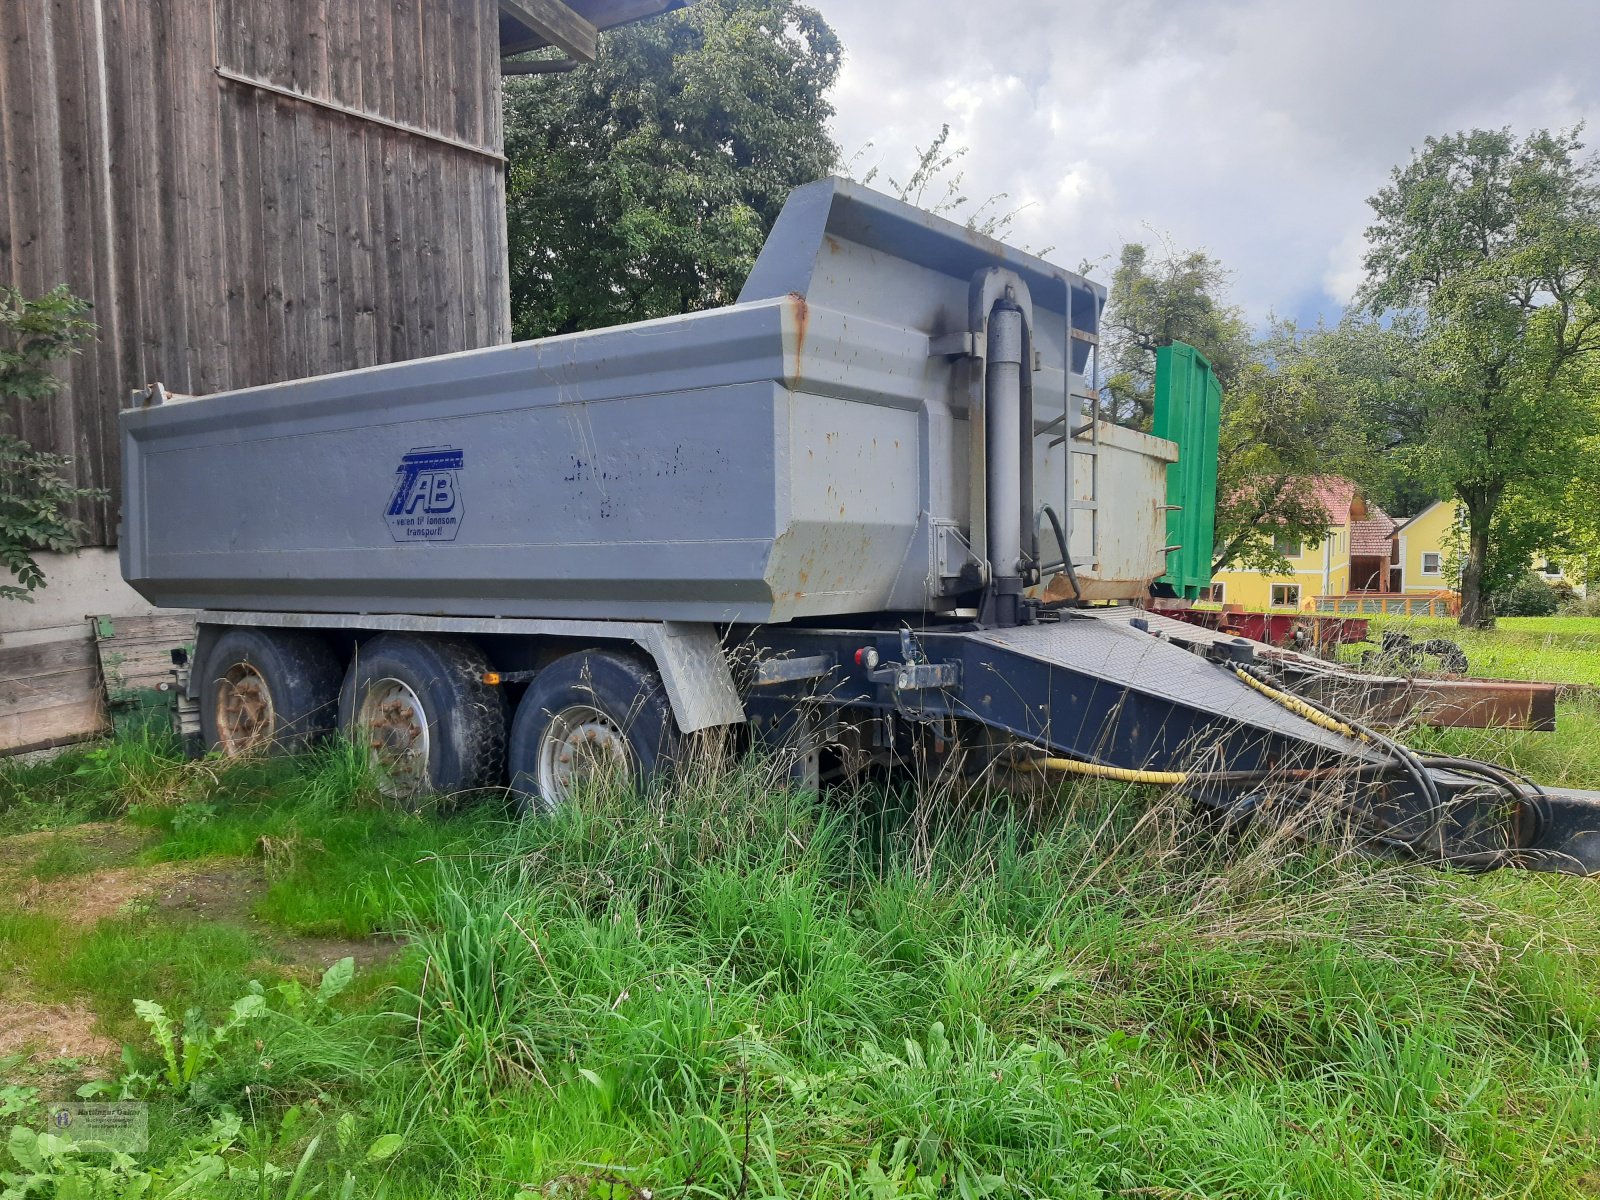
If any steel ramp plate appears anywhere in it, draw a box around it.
[964,611,1377,761]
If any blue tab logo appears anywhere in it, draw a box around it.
[385,447,465,542]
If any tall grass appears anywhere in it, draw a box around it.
[363,765,1600,1198]
[5,738,1599,1196]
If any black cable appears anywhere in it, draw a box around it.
[1240,664,1443,814]
[1038,504,1081,601]
[1417,755,1551,848]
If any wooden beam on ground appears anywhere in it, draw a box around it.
[498,0,598,61]
[1302,675,1561,732]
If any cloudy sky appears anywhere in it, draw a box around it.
[808,0,1600,326]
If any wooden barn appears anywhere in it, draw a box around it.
[0,0,684,753]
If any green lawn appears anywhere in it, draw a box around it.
[1357,615,1600,790]
[1364,614,1600,687]
[3,630,1600,1196]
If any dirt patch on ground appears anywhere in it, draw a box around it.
[0,997,120,1071]
[0,823,149,881]
[271,934,404,975]
[12,858,266,926]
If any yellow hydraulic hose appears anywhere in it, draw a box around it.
[1011,668,1368,788]
[1230,666,1369,744]
[1010,757,1189,786]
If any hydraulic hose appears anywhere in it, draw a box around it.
[1232,666,1367,743]
[1011,757,1189,786]
[1232,665,1442,814]
[1233,664,1547,860]
[1013,665,1543,868]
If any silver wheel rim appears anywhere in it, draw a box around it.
[536,703,632,808]
[215,662,274,756]
[357,677,431,799]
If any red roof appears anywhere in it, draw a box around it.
[1350,512,1398,558]
[1297,476,1398,557]
[1305,476,1358,525]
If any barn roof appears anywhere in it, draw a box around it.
[499,0,691,61]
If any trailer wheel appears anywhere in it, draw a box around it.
[507,651,679,816]
[338,635,506,806]
[199,628,340,756]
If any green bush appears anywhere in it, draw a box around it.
[0,285,100,600]
[1490,571,1562,617]
[1559,590,1600,617]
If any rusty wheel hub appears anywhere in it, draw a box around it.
[357,677,432,800]
[537,704,631,807]
[216,663,274,755]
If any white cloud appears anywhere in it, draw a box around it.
[810,0,1600,326]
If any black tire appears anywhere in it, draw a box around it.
[198,627,341,757]
[507,650,680,816]
[338,634,506,804]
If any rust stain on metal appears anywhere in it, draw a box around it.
[790,292,809,376]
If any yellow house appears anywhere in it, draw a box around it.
[1393,500,1462,594]
[1212,477,1401,611]
[1396,500,1583,596]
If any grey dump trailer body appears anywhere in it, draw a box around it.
[121,177,1171,623]
[120,178,1600,875]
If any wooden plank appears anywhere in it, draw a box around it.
[285,101,312,378]
[0,698,107,756]
[177,0,229,398]
[0,626,105,754]
[347,123,377,366]
[498,0,598,61]
[94,613,195,699]
[102,0,151,413]
[80,0,127,526]
[11,3,73,498]
[148,0,192,394]
[91,613,197,641]
[49,0,111,544]
[300,98,334,372]
[415,138,439,353]
[0,663,102,710]
[392,0,418,130]
[0,635,98,677]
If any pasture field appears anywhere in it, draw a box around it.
[2,619,1599,1197]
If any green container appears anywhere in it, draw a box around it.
[1152,341,1221,599]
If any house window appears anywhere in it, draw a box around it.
[1274,535,1303,558]
[1421,552,1442,576]
[1270,584,1301,608]
[1542,561,1562,577]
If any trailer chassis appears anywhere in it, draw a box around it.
[179,606,1600,878]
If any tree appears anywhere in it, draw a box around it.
[854,124,1031,244]
[1360,128,1600,626]
[1099,240,1351,575]
[1100,241,1250,429]
[0,286,100,600]
[502,0,841,339]
[1209,323,1366,574]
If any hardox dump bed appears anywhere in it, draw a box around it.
[121,178,1178,624]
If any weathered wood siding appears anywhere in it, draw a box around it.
[0,0,511,546]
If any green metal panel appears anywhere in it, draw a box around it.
[1152,342,1222,599]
